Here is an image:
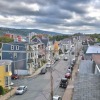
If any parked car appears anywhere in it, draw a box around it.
[10,82,14,86]
[15,86,27,95]
[11,74,19,80]
[59,78,68,88]
[55,56,60,61]
[40,68,47,74]
[64,57,68,61]
[71,51,74,55]
[46,62,51,68]
[65,73,71,79]
[53,95,62,100]
[67,67,72,73]
[72,58,76,63]
[65,50,69,54]
[71,61,74,67]
[81,55,84,60]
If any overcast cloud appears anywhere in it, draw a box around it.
[0,0,100,34]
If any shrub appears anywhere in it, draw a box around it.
[0,86,5,95]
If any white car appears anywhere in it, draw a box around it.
[46,62,51,68]
[15,86,27,95]
[53,95,62,100]
[10,82,14,86]
[64,57,68,61]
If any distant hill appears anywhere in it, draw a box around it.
[0,27,61,36]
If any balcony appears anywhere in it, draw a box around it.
[27,59,34,63]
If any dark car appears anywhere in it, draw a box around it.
[71,52,74,55]
[40,68,47,74]
[71,61,74,67]
[11,74,19,80]
[59,78,68,88]
[65,73,71,79]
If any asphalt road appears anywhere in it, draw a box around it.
[10,53,75,100]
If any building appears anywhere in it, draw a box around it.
[92,54,100,74]
[4,33,14,39]
[85,46,100,60]
[73,60,100,100]
[31,37,46,65]
[0,60,12,88]
[1,42,38,75]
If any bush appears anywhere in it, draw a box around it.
[4,88,10,94]
[0,86,5,95]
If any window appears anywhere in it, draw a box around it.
[35,59,37,63]
[5,77,9,86]
[16,45,19,50]
[31,53,33,57]
[28,53,30,58]
[11,45,14,50]
[5,65,9,72]
[13,53,17,58]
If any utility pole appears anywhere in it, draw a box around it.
[50,67,53,100]
[69,40,71,65]
[50,49,53,100]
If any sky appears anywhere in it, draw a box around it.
[0,0,100,34]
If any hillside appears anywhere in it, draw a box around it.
[0,27,61,36]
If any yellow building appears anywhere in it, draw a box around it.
[0,60,12,88]
[54,41,59,53]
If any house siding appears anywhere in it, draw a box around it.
[2,43,27,75]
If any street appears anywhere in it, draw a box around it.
[10,53,75,100]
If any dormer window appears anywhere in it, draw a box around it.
[11,45,14,50]
[16,45,19,50]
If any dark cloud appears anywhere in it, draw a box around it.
[35,17,64,25]
[0,0,99,33]
[58,0,90,15]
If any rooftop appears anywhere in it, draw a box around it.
[73,74,100,100]
[73,60,100,100]
[86,46,100,54]
[79,60,94,74]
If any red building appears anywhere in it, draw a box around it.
[4,33,14,39]
[17,35,22,42]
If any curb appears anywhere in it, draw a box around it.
[62,56,81,100]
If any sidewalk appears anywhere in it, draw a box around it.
[62,56,81,100]
[0,87,17,100]
[0,64,47,100]
[20,63,47,79]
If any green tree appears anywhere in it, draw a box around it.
[0,36,14,43]
[0,86,5,95]
[32,36,36,39]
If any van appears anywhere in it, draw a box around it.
[59,78,68,88]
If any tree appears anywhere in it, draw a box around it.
[0,36,14,43]
[0,86,5,95]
